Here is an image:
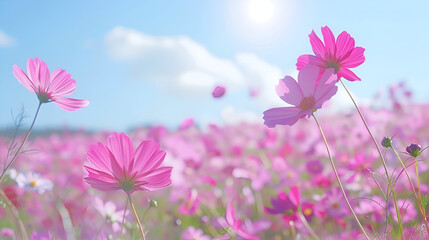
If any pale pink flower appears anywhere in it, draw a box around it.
[263,65,337,127]
[13,57,89,111]
[212,85,226,98]
[225,200,260,240]
[179,117,194,130]
[181,226,211,240]
[297,26,365,81]
[84,132,172,194]
[178,189,200,215]
[390,199,417,223]
[0,228,14,238]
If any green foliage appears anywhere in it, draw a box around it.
[421,193,429,209]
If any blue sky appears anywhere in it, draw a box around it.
[1,0,428,131]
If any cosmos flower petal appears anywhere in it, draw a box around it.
[289,186,301,207]
[309,30,326,58]
[135,167,172,191]
[341,47,365,68]
[263,107,303,128]
[335,31,355,60]
[49,69,76,96]
[13,65,36,93]
[313,68,338,101]
[296,26,365,82]
[84,177,121,191]
[296,54,325,70]
[84,165,117,182]
[338,68,361,81]
[27,57,51,93]
[51,96,90,111]
[321,26,336,57]
[107,132,134,172]
[225,200,236,226]
[276,76,304,106]
[263,206,281,215]
[298,65,320,96]
[14,57,89,110]
[86,142,114,173]
[84,132,172,194]
[134,140,166,174]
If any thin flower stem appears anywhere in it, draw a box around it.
[340,80,404,238]
[297,211,320,240]
[0,189,29,240]
[390,146,428,231]
[0,102,42,183]
[128,193,146,240]
[121,197,129,240]
[414,157,423,205]
[289,220,297,239]
[339,80,391,179]
[141,206,152,222]
[312,113,370,240]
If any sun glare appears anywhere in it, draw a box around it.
[247,0,275,24]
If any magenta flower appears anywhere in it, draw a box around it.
[296,26,365,81]
[212,85,226,98]
[84,132,172,194]
[226,200,260,240]
[264,186,301,222]
[263,65,337,128]
[13,57,89,111]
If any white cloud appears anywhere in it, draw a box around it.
[105,27,244,93]
[105,26,288,102]
[104,26,367,113]
[0,30,15,47]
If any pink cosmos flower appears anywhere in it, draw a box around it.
[178,189,200,215]
[84,132,172,194]
[225,200,260,240]
[13,57,89,111]
[212,85,226,98]
[263,65,337,128]
[296,26,365,81]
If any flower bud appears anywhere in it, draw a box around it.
[381,137,392,148]
[406,143,421,157]
[148,199,158,207]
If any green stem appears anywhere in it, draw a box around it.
[340,80,404,238]
[128,193,146,240]
[141,205,152,222]
[390,146,428,231]
[414,157,423,206]
[312,113,370,240]
[120,197,129,240]
[0,189,29,240]
[0,102,42,183]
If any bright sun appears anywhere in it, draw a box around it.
[247,0,275,24]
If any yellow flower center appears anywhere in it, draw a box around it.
[29,180,37,187]
[303,208,313,216]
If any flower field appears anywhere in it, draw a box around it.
[1,24,429,240]
[1,97,429,239]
